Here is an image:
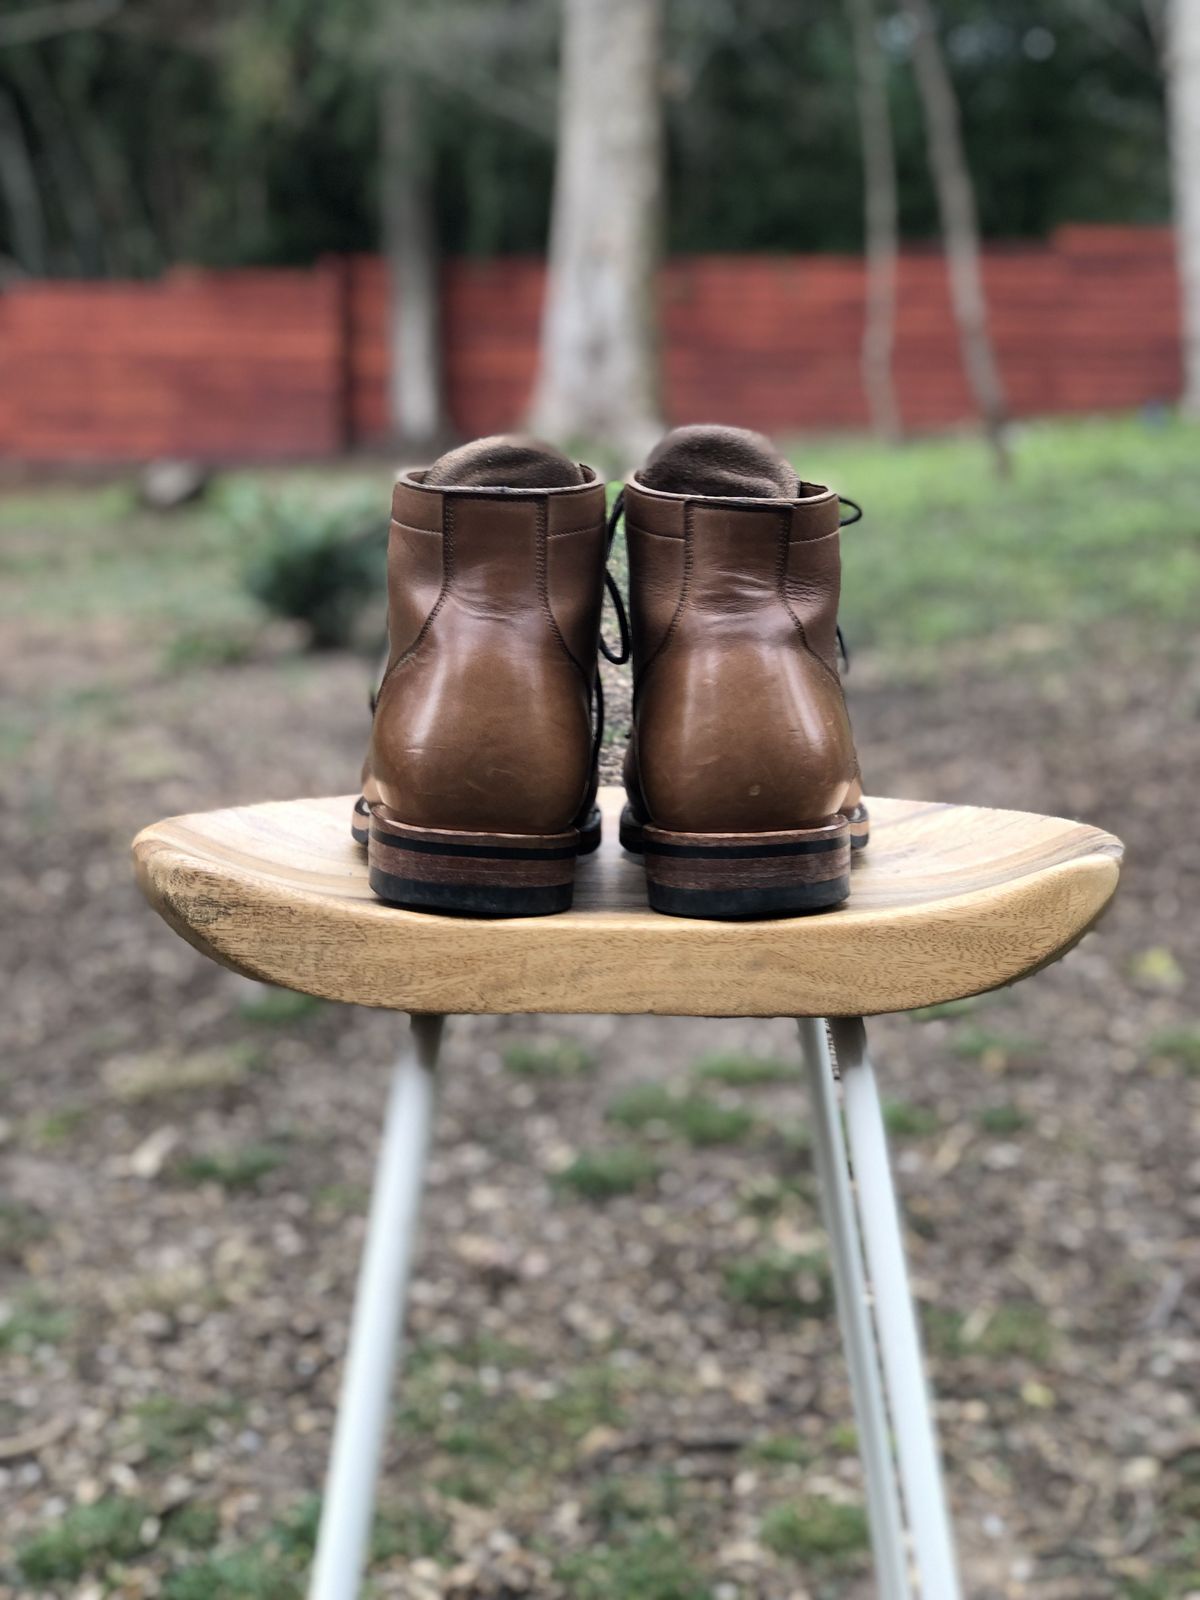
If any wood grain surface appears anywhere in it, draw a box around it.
[132,788,1122,1018]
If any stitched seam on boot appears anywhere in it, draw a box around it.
[779,513,847,694]
[631,502,694,705]
[537,498,590,682]
[379,497,455,689]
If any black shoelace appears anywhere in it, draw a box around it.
[592,489,633,769]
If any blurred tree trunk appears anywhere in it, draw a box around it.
[901,0,1010,474]
[1167,0,1200,415]
[0,88,46,273]
[381,65,446,448]
[530,0,663,465]
[846,0,901,440]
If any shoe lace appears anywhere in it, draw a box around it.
[836,494,862,672]
[591,488,633,771]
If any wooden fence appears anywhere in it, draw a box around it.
[0,225,1179,461]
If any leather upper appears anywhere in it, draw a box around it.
[623,474,860,833]
[367,468,608,835]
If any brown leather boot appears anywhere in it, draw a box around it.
[354,436,609,916]
[618,425,868,918]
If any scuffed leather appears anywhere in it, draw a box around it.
[623,474,860,834]
[368,468,607,835]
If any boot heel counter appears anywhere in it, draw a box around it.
[636,642,856,833]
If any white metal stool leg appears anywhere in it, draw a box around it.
[830,1016,962,1600]
[797,1017,913,1600]
[308,1013,444,1600]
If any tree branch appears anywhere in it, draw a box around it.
[0,0,124,49]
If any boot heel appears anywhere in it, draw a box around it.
[628,813,851,919]
[367,806,581,917]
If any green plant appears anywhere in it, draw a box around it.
[163,1550,302,1600]
[558,1146,660,1200]
[133,1395,236,1463]
[163,622,257,672]
[165,1503,221,1549]
[978,1103,1030,1135]
[17,1497,152,1582]
[173,1142,286,1190]
[723,1251,832,1316]
[1148,1027,1200,1076]
[236,488,385,650]
[557,1530,711,1600]
[0,1290,71,1352]
[951,1026,1038,1064]
[605,1082,677,1128]
[691,1052,795,1086]
[882,1100,940,1138]
[502,1039,595,1077]
[974,1302,1055,1363]
[907,997,986,1022]
[605,1084,755,1146]
[238,987,327,1026]
[747,1434,813,1466]
[760,1497,869,1566]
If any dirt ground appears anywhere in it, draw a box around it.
[2,583,1200,1597]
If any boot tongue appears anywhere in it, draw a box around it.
[638,424,800,500]
[423,434,584,489]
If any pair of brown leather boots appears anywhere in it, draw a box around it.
[354,425,867,920]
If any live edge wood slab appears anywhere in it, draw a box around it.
[132,787,1122,1019]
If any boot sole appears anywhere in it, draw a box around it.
[620,804,860,919]
[354,800,600,918]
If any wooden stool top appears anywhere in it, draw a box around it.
[132,787,1121,1018]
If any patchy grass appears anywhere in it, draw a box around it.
[605,1084,756,1147]
[951,1026,1039,1067]
[237,988,328,1026]
[801,415,1200,663]
[557,1145,660,1200]
[1147,1027,1200,1076]
[399,1359,625,1503]
[975,1302,1056,1363]
[760,1496,870,1567]
[723,1251,832,1317]
[0,1290,72,1352]
[738,1174,811,1219]
[908,996,990,1022]
[0,1198,50,1262]
[17,1496,153,1583]
[158,1493,447,1599]
[747,1434,814,1466]
[172,1142,287,1191]
[922,1301,1054,1364]
[690,1052,796,1086]
[313,1181,370,1215]
[164,1503,221,1549]
[502,1039,595,1077]
[587,1472,685,1532]
[882,1099,941,1138]
[557,1530,711,1600]
[979,1102,1031,1135]
[131,1395,239,1464]
[163,621,259,673]
[27,1104,89,1147]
